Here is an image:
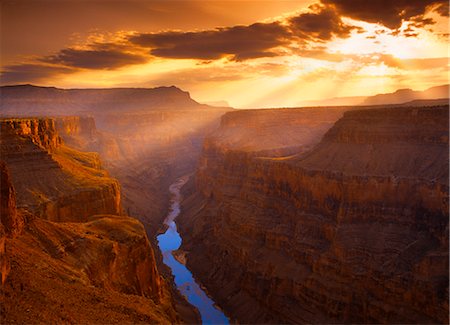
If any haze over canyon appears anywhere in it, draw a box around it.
[1,0,449,324]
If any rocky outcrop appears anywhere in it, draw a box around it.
[178,105,449,324]
[1,118,121,222]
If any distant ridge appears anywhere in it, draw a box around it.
[362,84,449,105]
[0,84,216,116]
[296,84,449,107]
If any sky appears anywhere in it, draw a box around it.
[1,0,449,108]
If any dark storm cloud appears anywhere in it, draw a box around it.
[41,43,150,69]
[0,64,76,84]
[289,4,359,41]
[129,5,356,60]
[321,0,448,29]
[129,22,291,61]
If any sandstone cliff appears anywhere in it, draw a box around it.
[178,105,449,324]
[1,118,121,222]
[0,118,179,323]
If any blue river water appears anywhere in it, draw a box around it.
[157,176,229,325]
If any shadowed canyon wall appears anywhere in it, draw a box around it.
[0,118,179,323]
[178,105,449,324]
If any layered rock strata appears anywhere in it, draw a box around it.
[178,105,449,324]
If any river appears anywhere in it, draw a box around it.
[157,176,229,325]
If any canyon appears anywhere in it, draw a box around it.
[178,104,449,324]
[1,84,448,324]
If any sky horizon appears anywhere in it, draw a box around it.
[1,0,449,108]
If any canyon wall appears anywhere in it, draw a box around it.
[0,118,179,323]
[178,105,449,324]
[0,118,121,222]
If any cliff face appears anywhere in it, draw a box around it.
[0,119,178,323]
[179,105,449,324]
[1,118,121,222]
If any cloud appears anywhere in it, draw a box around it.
[129,4,356,61]
[289,4,359,41]
[1,4,358,83]
[129,22,291,61]
[321,0,448,29]
[42,42,150,69]
[2,1,446,86]
[1,64,77,84]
